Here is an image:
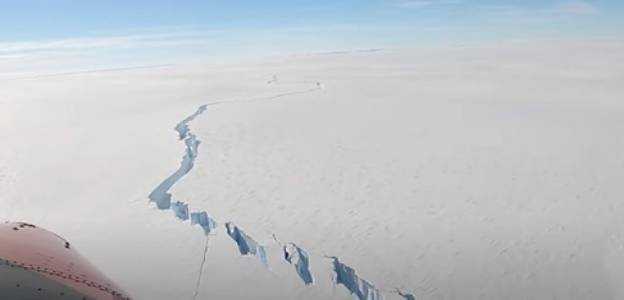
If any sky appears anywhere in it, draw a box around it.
[0,0,623,73]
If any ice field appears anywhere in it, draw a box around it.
[2,40,624,299]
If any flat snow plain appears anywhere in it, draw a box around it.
[1,40,624,299]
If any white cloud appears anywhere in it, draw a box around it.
[0,30,226,55]
[390,0,461,9]
[455,1,599,26]
[391,0,599,17]
[553,1,599,15]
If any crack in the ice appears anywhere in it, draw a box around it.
[175,105,207,140]
[225,222,268,267]
[147,77,400,299]
[283,242,314,285]
[330,256,383,300]
[192,236,211,300]
[148,105,205,210]
[146,104,217,300]
[396,289,416,300]
[171,201,189,221]
[191,211,218,235]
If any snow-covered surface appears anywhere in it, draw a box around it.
[1,39,624,299]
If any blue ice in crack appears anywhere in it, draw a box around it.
[283,243,314,285]
[171,201,189,220]
[225,222,268,267]
[184,133,200,159]
[148,132,200,210]
[396,289,416,300]
[149,105,205,209]
[331,257,383,300]
[191,211,217,234]
[175,105,207,140]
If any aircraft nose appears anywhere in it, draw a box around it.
[0,222,131,300]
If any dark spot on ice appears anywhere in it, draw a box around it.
[17,222,36,228]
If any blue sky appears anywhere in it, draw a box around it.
[0,0,622,71]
